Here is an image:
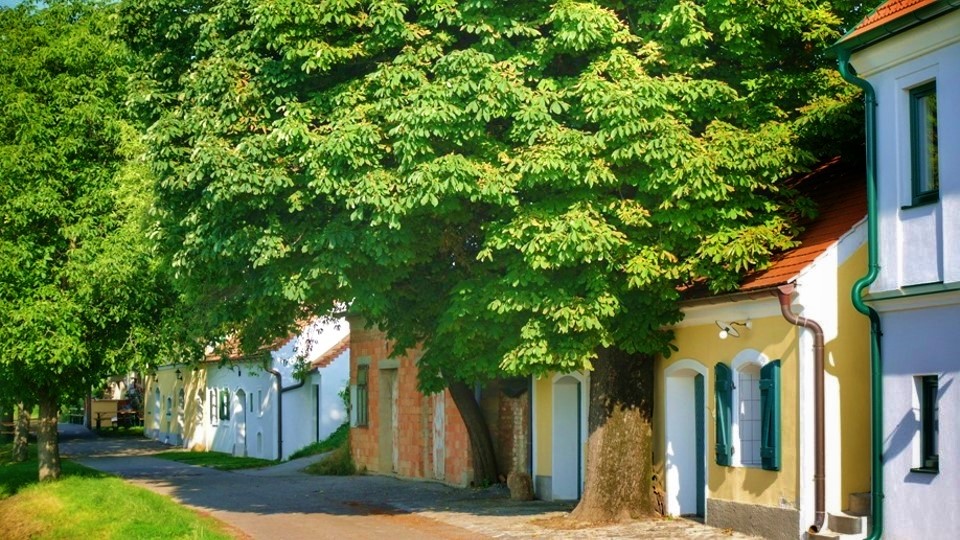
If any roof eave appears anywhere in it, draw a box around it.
[832,0,960,55]
[679,284,787,309]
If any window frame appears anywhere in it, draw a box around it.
[355,365,369,427]
[716,352,779,471]
[209,389,218,425]
[218,388,231,421]
[909,81,939,207]
[734,363,763,468]
[912,375,940,474]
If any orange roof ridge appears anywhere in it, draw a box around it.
[847,0,940,38]
[309,334,351,370]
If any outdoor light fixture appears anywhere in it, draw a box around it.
[175,368,183,381]
[716,319,753,339]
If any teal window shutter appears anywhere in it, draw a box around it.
[760,360,781,471]
[219,389,230,420]
[715,363,734,466]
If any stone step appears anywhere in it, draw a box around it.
[828,512,867,535]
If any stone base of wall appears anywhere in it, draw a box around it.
[158,431,182,446]
[534,475,553,501]
[707,499,799,540]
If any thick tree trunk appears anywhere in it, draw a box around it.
[570,348,656,522]
[37,390,61,481]
[446,378,499,486]
[13,402,29,462]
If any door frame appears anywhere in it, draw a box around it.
[664,359,708,518]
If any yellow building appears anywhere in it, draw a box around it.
[530,159,872,539]
[656,160,871,539]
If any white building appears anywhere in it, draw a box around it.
[147,318,350,461]
[838,1,960,538]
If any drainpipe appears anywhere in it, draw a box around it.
[775,284,826,533]
[264,366,308,461]
[837,49,883,540]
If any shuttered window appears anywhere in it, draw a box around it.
[715,363,733,466]
[716,360,781,470]
[760,360,781,471]
[219,388,230,420]
[209,389,218,425]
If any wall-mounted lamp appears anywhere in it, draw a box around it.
[175,368,183,381]
[716,319,752,339]
[236,366,242,377]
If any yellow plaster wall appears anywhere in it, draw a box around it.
[827,246,871,502]
[180,369,208,447]
[533,376,552,476]
[145,367,207,439]
[656,316,801,508]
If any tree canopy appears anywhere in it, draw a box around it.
[0,0,171,478]
[122,0,863,388]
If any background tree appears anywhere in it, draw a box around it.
[122,0,864,519]
[0,0,171,481]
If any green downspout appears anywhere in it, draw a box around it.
[837,50,883,540]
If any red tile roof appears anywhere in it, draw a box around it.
[682,157,866,302]
[739,157,866,291]
[846,0,939,38]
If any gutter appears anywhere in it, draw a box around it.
[775,285,826,533]
[264,365,310,460]
[836,49,883,540]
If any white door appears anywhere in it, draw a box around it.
[552,375,583,500]
[665,364,707,517]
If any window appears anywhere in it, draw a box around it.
[257,390,262,417]
[219,389,230,421]
[914,375,939,473]
[209,389,218,425]
[737,365,762,466]
[715,359,780,471]
[356,365,369,427]
[910,82,939,206]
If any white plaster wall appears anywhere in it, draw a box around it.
[206,365,277,460]
[318,350,349,438]
[877,301,960,540]
[851,12,960,291]
[271,318,350,460]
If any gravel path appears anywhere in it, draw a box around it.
[59,424,759,540]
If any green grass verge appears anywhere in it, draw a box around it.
[93,426,146,438]
[287,422,349,460]
[156,450,276,471]
[1,444,103,500]
[302,424,357,476]
[1,443,235,539]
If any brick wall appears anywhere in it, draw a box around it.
[348,319,475,486]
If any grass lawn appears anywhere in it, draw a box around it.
[288,422,348,460]
[1,443,236,540]
[156,450,275,471]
